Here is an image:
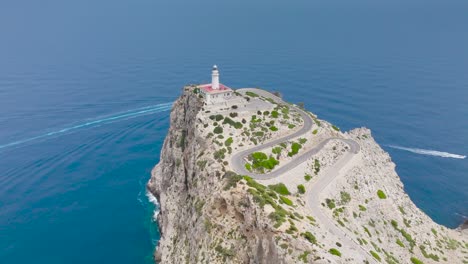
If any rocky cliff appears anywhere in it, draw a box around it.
[147,87,467,264]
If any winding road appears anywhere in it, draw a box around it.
[230,88,376,263]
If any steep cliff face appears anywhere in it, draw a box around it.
[147,88,293,263]
[148,87,467,264]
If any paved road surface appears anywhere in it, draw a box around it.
[230,88,376,263]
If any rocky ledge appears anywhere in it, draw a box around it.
[147,86,467,264]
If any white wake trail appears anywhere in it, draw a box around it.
[0,102,173,150]
[387,145,466,159]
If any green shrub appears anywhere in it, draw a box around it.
[271,111,279,118]
[269,183,290,195]
[213,114,223,121]
[312,129,318,135]
[223,117,243,129]
[224,137,233,147]
[340,191,351,204]
[272,146,282,155]
[302,232,316,244]
[223,172,243,190]
[245,91,259,97]
[410,257,424,264]
[245,163,252,171]
[229,112,238,118]
[304,174,312,181]
[377,190,387,199]
[288,124,295,129]
[250,152,279,172]
[213,148,227,160]
[214,126,223,134]
[396,239,405,247]
[370,251,381,262]
[254,131,264,137]
[297,184,305,194]
[298,138,307,144]
[313,159,321,174]
[332,125,340,131]
[279,196,293,206]
[359,205,367,211]
[328,248,341,257]
[325,198,336,209]
[288,142,302,157]
[298,251,310,263]
[269,126,278,131]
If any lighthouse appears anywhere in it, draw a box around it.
[211,65,220,90]
[198,65,232,104]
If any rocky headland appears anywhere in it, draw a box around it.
[147,86,467,264]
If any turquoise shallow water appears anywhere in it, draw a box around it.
[1,0,467,263]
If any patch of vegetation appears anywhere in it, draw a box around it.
[288,142,302,157]
[223,171,243,190]
[312,129,318,135]
[302,232,316,244]
[419,245,439,261]
[297,184,305,194]
[279,196,293,206]
[298,251,310,263]
[269,126,278,131]
[359,205,367,211]
[209,114,224,121]
[328,248,341,257]
[268,183,290,195]
[229,112,238,118]
[224,137,233,147]
[213,148,227,160]
[223,117,243,129]
[245,91,259,97]
[313,159,321,174]
[364,226,372,237]
[332,125,340,131]
[304,174,312,181]
[377,190,387,199]
[271,111,279,118]
[340,191,351,204]
[298,138,307,144]
[370,251,381,262]
[245,163,252,171]
[325,198,336,209]
[410,257,424,264]
[254,131,264,137]
[197,160,207,170]
[272,146,282,155]
[398,206,406,215]
[288,124,296,129]
[215,245,235,261]
[250,152,279,173]
[213,126,223,134]
[396,239,405,248]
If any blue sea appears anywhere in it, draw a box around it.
[1,0,467,263]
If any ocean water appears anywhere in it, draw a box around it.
[1,0,467,263]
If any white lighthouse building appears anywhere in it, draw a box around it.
[199,65,233,104]
[211,65,220,90]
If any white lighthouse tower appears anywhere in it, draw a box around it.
[211,65,220,90]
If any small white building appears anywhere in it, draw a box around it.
[199,65,233,104]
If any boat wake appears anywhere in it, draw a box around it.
[387,145,466,159]
[0,102,173,151]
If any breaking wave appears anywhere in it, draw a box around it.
[0,102,173,150]
[146,190,160,220]
[387,145,466,159]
